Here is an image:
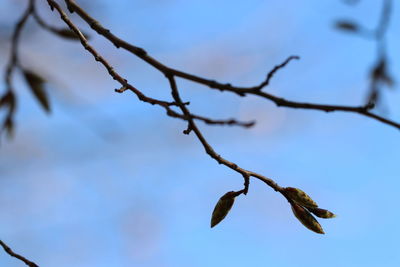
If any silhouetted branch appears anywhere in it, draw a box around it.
[62,0,400,130]
[166,108,255,128]
[256,55,300,90]
[166,73,282,193]
[45,0,292,199]
[40,0,252,131]
[0,240,38,267]
[42,0,396,234]
[2,3,398,261]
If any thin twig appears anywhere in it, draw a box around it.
[166,73,282,195]
[256,55,300,90]
[44,0,252,129]
[2,0,396,263]
[63,0,400,130]
[44,0,290,221]
[47,0,400,198]
[0,240,39,267]
[166,108,255,128]
[46,0,284,195]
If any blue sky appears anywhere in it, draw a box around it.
[1,0,400,266]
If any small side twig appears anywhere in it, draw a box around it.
[166,108,255,128]
[256,55,300,90]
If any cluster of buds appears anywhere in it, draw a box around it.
[283,187,336,234]
[210,187,335,235]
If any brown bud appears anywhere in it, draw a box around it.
[291,203,324,234]
[371,59,395,87]
[22,69,50,113]
[53,28,90,40]
[283,187,318,208]
[372,59,386,80]
[335,21,359,32]
[307,207,336,219]
[3,116,14,138]
[210,191,237,228]
[0,91,15,110]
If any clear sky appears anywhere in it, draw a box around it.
[1,0,400,266]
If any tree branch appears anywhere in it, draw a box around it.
[63,0,400,130]
[0,240,38,267]
[166,108,255,128]
[46,0,286,197]
[2,0,395,263]
[45,0,400,219]
[166,73,284,195]
[42,0,252,130]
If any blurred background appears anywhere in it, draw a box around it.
[1,0,400,266]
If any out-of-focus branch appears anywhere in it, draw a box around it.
[0,0,34,137]
[0,1,40,264]
[367,0,393,106]
[335,0,394,107]
[376,0,392,40]
[4,1,34,87]
[0,240,38,267]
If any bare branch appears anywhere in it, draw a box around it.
[46,0,400,209]
[44,0,250,132]
[2,0,397,263]
[166,73,282,195]
[45,0,181,110]
[49,0,282,202]
[189,115,255,128]
[1,2,389,260]
[256,55,300,90]
[0,240,38,267]
[166,108,255,128]
[63,0,400,130]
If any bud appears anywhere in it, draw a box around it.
[335,21,359,32]
[291,203,324,234]
[0,91,15,110]
[283,187,318,208]
[307,207,336,219]
[3,116,14,138]
[371,59,395,87]
[22,69,50,113]
[54,28,90,40]
[210,191,236,228]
